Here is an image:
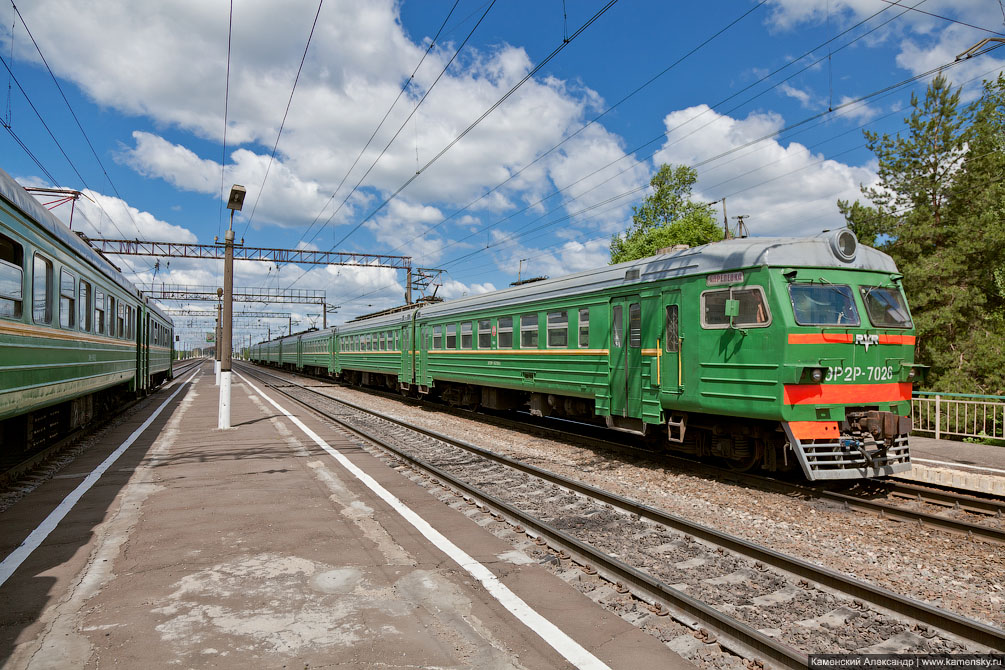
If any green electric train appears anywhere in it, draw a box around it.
[252,230,922,481]
[0,166,174,450]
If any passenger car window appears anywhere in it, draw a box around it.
[79,280,92,331]
[860,286,912,328]
[95,290,105,334]
[547,311,567,348]
[461,322,472,349]
[578,308,589,348]
[478,319,491,348]
[59,269,76,329]
[703,287,772,328]
[446,324,457,349]
[520,313,538,348]
[432,325,442,349]
[33,254,52,324]
[497,317,513,348]
[788,285,859,327]
[0,233,23,319]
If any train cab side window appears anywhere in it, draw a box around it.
[497,316,513,348]
[520,313,539,348]
[446,323,457,349]
[478,319,491,348]
[547,311,567,348]
[665,305,679,352]
[79,280,92,331]
[95,290,105,333]
[432,325,442,349]
[32,254,53,324]
[628,303,642,347]
[578,308,589,348]
[702,287,771,329]
[0,233,23,319]
[461,322,472,349]
[59,269,76,329]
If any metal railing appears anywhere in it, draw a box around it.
[911,391,1005,441]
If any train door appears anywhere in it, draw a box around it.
[660,290,683,394]
[399,323,411,387]
[417,323,430,391]
[138,308,149,392]
[609,296,643,418]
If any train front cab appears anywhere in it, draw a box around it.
[777,268,921,480]
[657,262,921,481]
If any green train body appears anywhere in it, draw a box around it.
[0,166,174,449]
[252,230,921,480]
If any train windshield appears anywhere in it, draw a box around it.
[788,284,860,326]
[860,286,912,328]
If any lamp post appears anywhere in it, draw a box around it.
[215,294,222,385]
[219,184,246,429]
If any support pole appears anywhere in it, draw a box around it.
[323,300,326,329]
[406,266,412,304]
[219,226,235,429]
[215,302,221,386]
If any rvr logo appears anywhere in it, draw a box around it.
[855,333,879,351]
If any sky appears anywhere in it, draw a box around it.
[1,0,1003,350]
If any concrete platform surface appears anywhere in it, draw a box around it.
[900,436,1005,495]
[0,362,690,670]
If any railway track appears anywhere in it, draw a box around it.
[249,364,1005,544]
[239,363,1005,667]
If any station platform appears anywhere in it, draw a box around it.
[0,362,689,669]
[900,435,1005,495]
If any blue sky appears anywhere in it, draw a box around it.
[1,0,1003,349]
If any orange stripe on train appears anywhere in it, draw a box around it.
[787,421,841,440]
[787,333,916,345]
[783,382,912,405]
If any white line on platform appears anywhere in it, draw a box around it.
[237,371,612,670]
[0,369,199,587]
[912,458,1005,475]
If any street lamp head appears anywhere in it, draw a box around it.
[227,184,247,212]
[217,287,223,298]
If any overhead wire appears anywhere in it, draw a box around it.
[0,48,131,239]
[384,1,768,257]
[339,47,1002,304]
[285,0,619,292]
[293,0,461,250]
[10,2,145,238]
[217,0,234,240]
[300,0,499,250]
[407,0,923,265]
[241,0,325,238]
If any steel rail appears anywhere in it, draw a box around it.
[240,362,1005,652]
[239,363,808,669]
[882,480,1005,517]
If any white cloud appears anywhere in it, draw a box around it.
[3,0,634,247]
[654,105,877,236]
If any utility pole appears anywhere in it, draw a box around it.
[219,184,246,430]
[721,197,730,240]
[215,298,222,385]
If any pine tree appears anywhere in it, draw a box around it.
[839,75,1005,393]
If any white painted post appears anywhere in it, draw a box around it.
[935,394,941,440]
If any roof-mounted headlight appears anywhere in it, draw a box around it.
[830,229,857,262]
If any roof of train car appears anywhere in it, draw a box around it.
[409,231,897,320]
[0,166,173,325]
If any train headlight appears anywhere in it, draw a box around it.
[811,368,825,383]
[830,229,858,262]
[907,367,917,381]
